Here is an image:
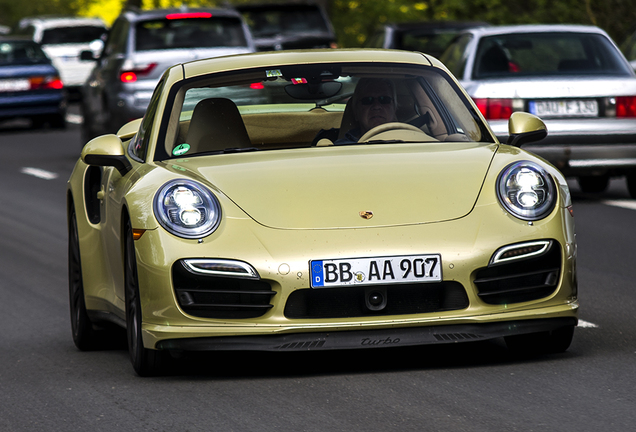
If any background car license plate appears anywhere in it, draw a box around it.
[0,79,30,92]
[529,99,598,117]
[310,254,441,288]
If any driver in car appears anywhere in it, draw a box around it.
[337,77,398,143]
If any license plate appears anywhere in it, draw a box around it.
[0,79,30,92]
[528,99,598,117]
[310,254,442,288]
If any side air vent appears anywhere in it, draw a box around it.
[172,260,276,319]
[474,239,561,305]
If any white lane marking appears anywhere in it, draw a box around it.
[21,167,58,180]
[602,199,636,211]
[66,113,83,125]
[578,320,599,328]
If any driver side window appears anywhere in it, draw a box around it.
[131,77,165,161]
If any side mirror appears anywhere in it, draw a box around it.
[507,112,547,147]
[81,134,132,176]
[80,50,96,61]
[80,39,104,61]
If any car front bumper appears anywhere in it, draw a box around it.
[156,316,578,352]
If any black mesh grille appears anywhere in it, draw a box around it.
[284,282,468,319]
[473,241,561,305]
[172,260,276,319]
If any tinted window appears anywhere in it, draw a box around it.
[440,34,472,78]
[473,32,632,79]
[41,26,106,44]
[135,17,247,51]
[132,77,166,161]
[103,19,129,56]
[242,7,329,37]
[0,41,48,65]
[401,31,463,58]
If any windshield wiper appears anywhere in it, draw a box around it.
[195,147,261,156]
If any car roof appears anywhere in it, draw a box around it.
[121,7,244,22]
[18,16,107,29]
[384,21,490,32]
[234,2,325,12]
[181,48,437,78]
[461,24,608,37]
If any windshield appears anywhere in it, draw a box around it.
[0,41,48,65]
[241,7,330,37]
[154,62,491,161]
[473,32,633,79]
[135,17,247,51]
[41,26,106,44]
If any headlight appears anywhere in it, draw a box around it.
[496,161,556,221]
[153,179,221,238]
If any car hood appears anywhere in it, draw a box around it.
[168,143,498,229]
[463,75,636,98]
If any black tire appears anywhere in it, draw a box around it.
[49,113,67,129]
[505,325,575,356]
[626,171,636,199]
[577,174,609,194]
[68,207,97,350]
[124,218,166,376]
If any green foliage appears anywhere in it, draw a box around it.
[327,0,636,48]
[0,0,88,27]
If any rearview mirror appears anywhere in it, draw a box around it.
[507,112,547,147]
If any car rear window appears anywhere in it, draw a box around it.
[0,41,48,64]
[135,17,248,51]
[473,32,633,79]
[41,26,106,44]
[240,6,330,37]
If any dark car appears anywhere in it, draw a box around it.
[236,2,337,51]
[0,37,66,128]
[80,7,255,143]
[365,21,489,58]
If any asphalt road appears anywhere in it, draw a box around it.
[1,111,635,431]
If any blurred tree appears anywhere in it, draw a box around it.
[2,0,635,50]
[327,0,636,48]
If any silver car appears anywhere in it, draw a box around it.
[80,7,255,143]
[441,24,636,196]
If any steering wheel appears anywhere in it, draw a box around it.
[358,122,436,143]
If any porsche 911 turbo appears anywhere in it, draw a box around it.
[67,49,578,376]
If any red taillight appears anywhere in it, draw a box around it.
[616,96,636,117]
[250,82,264,89]
[166,12,212,19]
[30,76,64,90]
[119,63,158,83]
[473,98,513,120]
[120,72,137,83]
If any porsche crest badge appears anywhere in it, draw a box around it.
[359,211,374,220]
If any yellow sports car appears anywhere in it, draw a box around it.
[67,49,578,376]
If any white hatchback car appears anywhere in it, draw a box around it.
[16,16,107,95]
[441,25,636,196]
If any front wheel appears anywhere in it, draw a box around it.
[68,207,97,350]
[577,174,609,194]
[505,325,575,356]
[626,171,636,199]
[124,218,167,376]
